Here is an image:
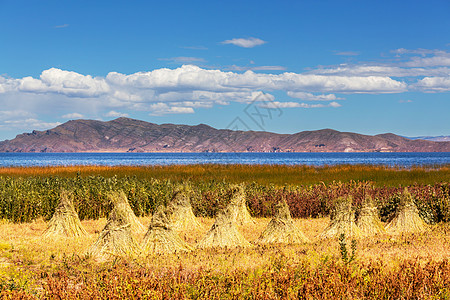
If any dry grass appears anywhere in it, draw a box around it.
[1,216,449,271]
[2,216,450,298]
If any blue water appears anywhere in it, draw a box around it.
[0,152,449,167]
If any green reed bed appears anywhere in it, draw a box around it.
[1,164,449,186]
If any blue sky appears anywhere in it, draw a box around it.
[0,0,449,140]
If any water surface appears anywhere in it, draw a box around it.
[0,152,449,167]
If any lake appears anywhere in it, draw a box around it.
[0,152,449,167]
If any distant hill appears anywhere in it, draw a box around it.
[406,136,450,142]
[0,117,449,153]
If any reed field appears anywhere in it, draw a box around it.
[0,164,449,186]
[0,164,450,299]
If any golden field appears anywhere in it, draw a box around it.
[1,216,450,299]
[0,164,449,299]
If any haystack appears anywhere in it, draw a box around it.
[43,190,87,238]
[106,191,146,235]
[319,196,363,239]
[356,196,385,236]
[167,184,201,231]
[386,188,427,234]
[256,199,309,244]
[228,184,255,225]
[141,206,192,255]
[88,199,140,260]
[197,205,250,249]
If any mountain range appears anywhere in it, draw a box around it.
[406,136,450,142]
[0,117,449,153]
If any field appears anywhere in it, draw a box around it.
[1,164,450,299]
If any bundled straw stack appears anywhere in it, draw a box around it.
[256,199,309,244]
[319,196,363,239]
[386,188,427,234]
[197,205,250,249]
[141,206,192,255]
[167,184,201,231]
[356,196,385,236]
[228,184,255,226]
[43,190,87,238]
[107,191,146,235]
[88,191,141,259]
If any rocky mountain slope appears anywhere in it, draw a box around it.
[0,117,449,153]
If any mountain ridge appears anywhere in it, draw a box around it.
[0,117,449,153]
[406,135,450,142]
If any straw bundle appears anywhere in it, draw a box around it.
[141,206,192,255]
[88,193,141,259]
[106,191,146,235]
[356,196,386,236]
[256,199,309,244]
[386,188,427,234]
[319,196,363,239]
[197,205,250,249]
[228,184,255,225]
[167,184,201,231]
[43,190,87,238]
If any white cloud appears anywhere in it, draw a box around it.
[399,99,413,103]
[414,77,450,92]
[3,68,110,97]
[287,91,343,101]
[309,64,450,77]
[404,55,450,67]
[329,101,342,108]
[106,65,407,94]
[171,101,214,108]
[2,119,61,129]
[309,49,450,79]
[112,90,142,102]
[258,101,341,109]
[0,110,61,131]
[148,103,195,116]
[391,48,439,56]
[221,37,266,48]
[279,73,406,93]
[62,113,84,119]
[105,110,129,118]
[0,66,407,106]
[0,110,33,119]
[0,61,433,123]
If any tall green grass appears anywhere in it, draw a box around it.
[0,173,448,224]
